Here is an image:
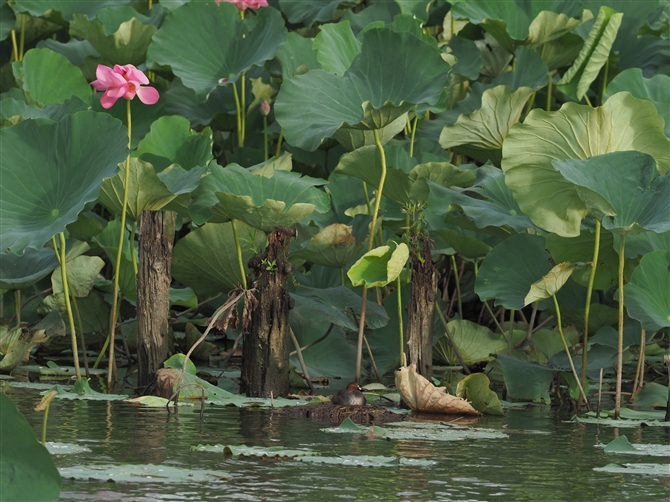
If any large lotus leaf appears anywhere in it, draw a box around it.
[291,285,389,330]
[427,172,534,233]
[552,151,670,236]
[347,241,409,288]
[313,21,361,77]
[274,32,320,80]
[451,1,581,53]
[12,0,130,23]
[36,38,100,66]
[475,233,551,310]
[619,231,670,259]
[290,224,364,269]
[495,354,553,403]
[624,251,670,331]
[440,86,534,165]
[135,115,213,171]
[493,46,548,91]
[171,222,266,297]
[147,2,287,98]
[502,92,670,237]
[333,112,408,151]
[524,262,579,306]
[163,77,236,129]
[0,96,89,125]
[69,15,156,66]
[278,0,341,24]
[0,112,128,253]
[98,158,176,221]
[407,162,476,202]
[92,219,136,301]
[547,229,618,290]
[431,227,493,259]
[275,27,450,152]
[0,1,15,41]
[0,248,59,290]
[449,35,482,81]
[557,7,622,102]
[0,393,61,501]
[191,163,329,231]
[605,68,670,138]
[15,48,91,106]
[51,255,105,298]
[532,32,584,71]
[333,145,411,206]
[436,319,507,366]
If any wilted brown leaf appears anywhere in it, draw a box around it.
[395,364,479,416]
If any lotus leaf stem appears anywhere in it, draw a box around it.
[584,94,593,107]
[130,221,138,276]
[552,294,589,409]
[523,92,536,119]
[600,58,609,105]
[546,72,553,112]
[289,327,314,394]
[450,255,463,320]
[275,132,283,157]
[508,309,515,354]
[340,268,345,286]
[107,99,133,390]
[19,14,25,60]
[241,73,246,145]
[596,368,603,417]
[263,115,268,160]
[614,234,626,419]
[435,305,470,374]
[232,81,243,147]
[14,290,20,327]
[57,232,81,379]
[10,30,18,61]
[231,219,248,289]
[633,328,646,393]
[363,333,382,382]
[409,115,419,158]
[579,220,601,412]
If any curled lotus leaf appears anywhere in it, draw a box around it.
[395,364,479,415]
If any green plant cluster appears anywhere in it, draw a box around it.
[0,0,668,413]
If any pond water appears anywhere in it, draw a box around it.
[6,384,670,501]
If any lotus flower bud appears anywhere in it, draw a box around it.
[260,99,271,116]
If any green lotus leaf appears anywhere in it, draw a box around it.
[495,354,553,403]
[347,241,409,288]
[275,27,450,151]
[451,1,581,52]
[69,14,156,66]
[407,162,476,202]
[291,285,389,331]
[278,0,341,24]
[190,163,329,231]
[0,393,61,501]
[431,227,492,260]
[631,382,668,409]
[51,255,105,298]
[37,38,100,66]
[0,1,15,41]
[605,68,670,137]
[333,112,408,151]
[92,219,135,294]
[313,20,361,77]
[449,35,482,80]
[502,92,670,237]
[0,247,60,291]
[134,115,213,172]
[494,46,548,91]
[14,48,91,106]
[0,112,128,253]
[532,32,583,71]
[290,223,364,269]
[619,231,670,259]
[552,151,670,236]
[98,158,175,221]
[171,222,266,297]
[162,77,236,129]
[147,2,287,98]
[624,251,670,331]
[524,261,579,306]
[547,230,618,290]
[274,32,320,80]
[427,167,534,233]
[440,85,534,165]
[557,6,622,102]
[60,463,229,483]
[12,0,130,24]
[435,319,507,366]
[456,372,504,416]
[475,233,551,310]
[0,96,89,124]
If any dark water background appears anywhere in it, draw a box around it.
[6,384,670,501]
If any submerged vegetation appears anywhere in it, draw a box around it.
[0,0,669,499]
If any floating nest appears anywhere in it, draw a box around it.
[277,401,408,425]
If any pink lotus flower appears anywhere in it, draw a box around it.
[91,64,159,109]
[215,0,268,11]
[260,99,270,116]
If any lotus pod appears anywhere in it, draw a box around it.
[395,364,479,415]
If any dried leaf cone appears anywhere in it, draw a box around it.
[395,364,480,416]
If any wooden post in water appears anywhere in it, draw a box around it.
[242,226,295,397]
[137,210,176,390]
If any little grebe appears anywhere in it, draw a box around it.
[331,382,366,406]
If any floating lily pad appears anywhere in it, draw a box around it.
[601,436,670,457]
[297,455,436,468]
[193,444,319,458]
[59,463,230,483]
[45,379,128,401]
[324,419,507,441]
[124,396,192,408]
[593,463,670,476]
